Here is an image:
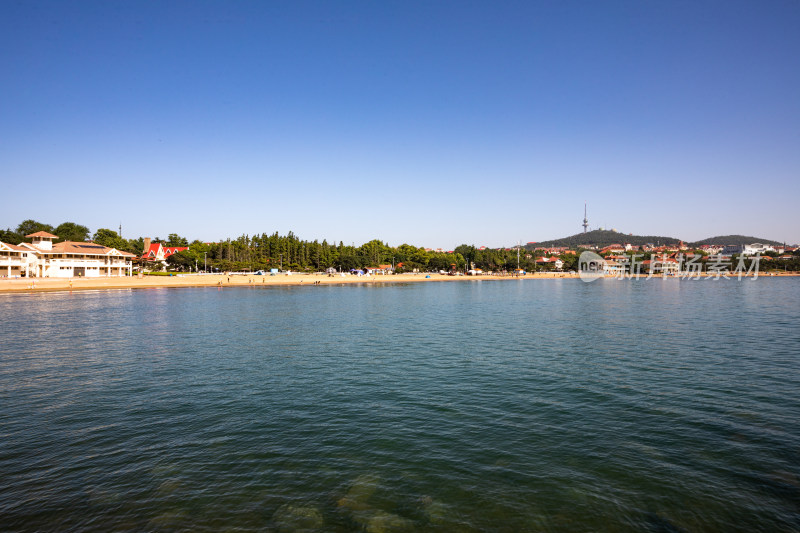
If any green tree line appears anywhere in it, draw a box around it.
[166,234,470,273]
[1,218,590,273]
[167,237,579,273]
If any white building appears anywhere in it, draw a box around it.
[0,242,36,277]
[722,243,775,256]
[643,257,680,275]
[1,231,135,278]
[603,259,623,276]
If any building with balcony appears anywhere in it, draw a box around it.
[1,231,135,278]
[0,242,36,277]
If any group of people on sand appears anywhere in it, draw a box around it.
[210,276,325,287]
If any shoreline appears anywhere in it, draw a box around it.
[0,272,575,293]
[1,271,799,294]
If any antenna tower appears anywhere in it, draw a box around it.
[582,203,589,233]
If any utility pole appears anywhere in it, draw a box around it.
[204,252,207,273]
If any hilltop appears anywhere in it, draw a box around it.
[526,230,681,249]
[688,235,783,247]
[525,230,783,250]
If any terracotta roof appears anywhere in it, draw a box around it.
[0,241,30,252]
[46,241,136,257]
[51,241,108,253]
[26,231,58,239]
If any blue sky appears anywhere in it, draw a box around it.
[2,1,799,248]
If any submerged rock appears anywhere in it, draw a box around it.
[337,473,380,512]
[422,498,452,526]
[271,503,324,532]
[365,510,414,533]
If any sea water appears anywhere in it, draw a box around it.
[1,278,799,531]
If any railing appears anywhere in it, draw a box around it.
[45,259,131,266]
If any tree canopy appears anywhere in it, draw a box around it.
[54,222,90,242]
[16,220,54,240]
[166,233,189,247]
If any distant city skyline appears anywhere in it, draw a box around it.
[2,1,799,249]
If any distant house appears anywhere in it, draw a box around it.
[2,231,134,278]
[535,257,564,270]
[600,244,624,254]
[642,257,680,275]
[365,265,393,275]
[534,246,568,255]
[141,238,188,264]
[603,260,623,276]
[700,244,723,255]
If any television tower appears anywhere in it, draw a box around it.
[582,203,589,233]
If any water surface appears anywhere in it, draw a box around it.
[1,279,799,531]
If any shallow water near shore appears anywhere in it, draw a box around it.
[1,278,799,531]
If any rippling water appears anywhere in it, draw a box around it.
[1,279,799,531]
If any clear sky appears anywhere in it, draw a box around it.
[2,1,799,248]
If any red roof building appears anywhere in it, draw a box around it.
[141,240,188,262]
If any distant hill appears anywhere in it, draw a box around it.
[525,230,784,250]
[688,235,783,247]
[526,230,681,249]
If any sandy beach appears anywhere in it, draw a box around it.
[1,270,797,293]
[0,272,580,293]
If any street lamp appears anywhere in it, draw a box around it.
[204,252,207,273]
